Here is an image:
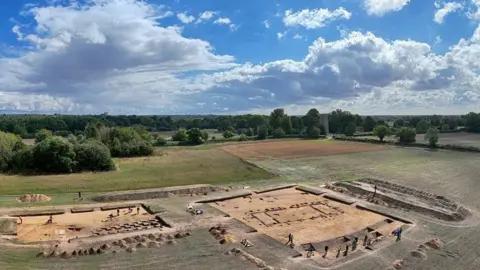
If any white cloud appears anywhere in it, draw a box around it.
[196,11,216,23]
[467,0,480,21]
[434,1,463,24]
[0,0,236,114]
[214,17,237,31]
[284,7,351,29]
[184,29,480,114]
[363,0,411,16]
[277,31,287,39]
[2,0,480,115]
[435,35,442,44]
[177,12,195,24]
[263,20,270,28]
[214,17,231,25]
[293,34,303,39]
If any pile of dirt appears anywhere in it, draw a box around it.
[424,238,444,250]
[15,194,51,203]
[209,224,234,244]
[410,249,427,259]
[391,259,406,269]
[410,239,443,260]
[324,184,354,196]
[228,248,286,270]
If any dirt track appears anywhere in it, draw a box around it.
[220,140,385,160]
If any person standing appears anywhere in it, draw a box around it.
[396,228,403,242]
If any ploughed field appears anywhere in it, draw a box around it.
[220,140,385,160]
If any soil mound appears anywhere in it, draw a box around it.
[424,238,443,250]
[410,249,427,259]
[391,259,405,269]
[16,194,51,203]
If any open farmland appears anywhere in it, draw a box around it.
[2,139,480,269]
[0,148,275,196]
[415,132,480,148]
[357,131,480,148]
[220,140,385,160]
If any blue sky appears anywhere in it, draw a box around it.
[0,0,480,115]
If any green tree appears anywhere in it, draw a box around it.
[307,126,321,139]
[269,108,285,129]
[393,119,405,128]
[272,128,285,138]
[67,134,77,144]
[344,122,357,136]
[373,125,390,142]
[11,148,34,172]
[395,127,416,144]
[424,127,439,148]
[187,128,204,144]
[248,115,268,129]
[303,108,321,129]
[153,137,167,146]
[74,140,115,172]
[257,125,268,140]
[415,120,430,133]
[201,130,209,141]
[12,124,28,138]
[281,116,293,134]
[222,130,235,139]
[32,136,76,173]
[245,128,254,137]
[35,129,53,144]
[171,129,188,142]
[441,123,450,131]
[0,131,25,172]
[362,116,376,132]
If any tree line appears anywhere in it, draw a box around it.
[0,123,153,175]
[0,110,472,139]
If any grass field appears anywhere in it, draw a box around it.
[0,148,275,196]
[357,132,480,148]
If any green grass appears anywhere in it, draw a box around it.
[0,193,95,208]
[0,149,275,196]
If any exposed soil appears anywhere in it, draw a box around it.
[208,188,405,247]
[220,140,385,160]
[16,194,51,203]
[16,207,153,243]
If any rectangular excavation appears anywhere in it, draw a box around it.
[13,205,161,243]
[208,188,407,247]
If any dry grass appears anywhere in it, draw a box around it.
[0,149,275,195]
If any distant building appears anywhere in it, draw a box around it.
[319,114,329,135]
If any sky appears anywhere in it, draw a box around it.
[0,0,480,115]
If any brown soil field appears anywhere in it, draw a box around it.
[209,188,404,257]
[219,140,385,160]
[16,207,152,243]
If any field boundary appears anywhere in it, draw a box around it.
[195,191,252,203]
[254,184,298,194]
[91,184,222,202]
[9,210,65,217]
[296,185,330,195]
[333,135,480,153]
[70,207,95,213]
